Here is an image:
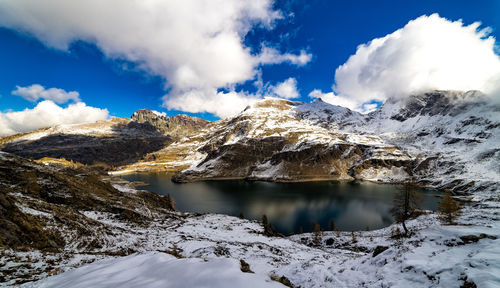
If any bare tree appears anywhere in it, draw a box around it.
[391,179,421,236]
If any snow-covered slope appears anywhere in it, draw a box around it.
[23,253,285,288]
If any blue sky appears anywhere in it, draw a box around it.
[0,0,499,124]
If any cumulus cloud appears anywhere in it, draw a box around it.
[12,84,80,104]
[270,77,300,99]
[164,88,260,119]
[0,0,311,118]
[165,77,302,118]
[0,100,109,136]
[315,14,500,111]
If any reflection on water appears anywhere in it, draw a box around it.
[122,173,441,234]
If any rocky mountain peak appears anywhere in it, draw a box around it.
[131,109,209,137]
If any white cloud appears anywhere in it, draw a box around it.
[151,110,167,118]
[316,14,500,111]
[164,88,260,119]
[270,77,299,99]
[12,84,80,104]
[0,0,311,118]
[0,100,109,136]
[308,89,359,111]
[165,77,301,118]
[258,46,312,66]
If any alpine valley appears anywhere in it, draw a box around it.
[1,90,499,287]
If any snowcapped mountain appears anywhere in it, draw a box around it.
[162,91,498,194]
[168,98,411,184]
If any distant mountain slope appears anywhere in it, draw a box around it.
[356,90,500,193]
[0,111,208,167]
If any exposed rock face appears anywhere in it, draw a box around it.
[131,109,208,137]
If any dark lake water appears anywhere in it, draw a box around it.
[122,173,441,234]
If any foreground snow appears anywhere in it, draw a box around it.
[12,185,499,288]
[23,253,284,288]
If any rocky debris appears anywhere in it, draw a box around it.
[459,234,497,244]
[239,259,253,273]
[372,245,389,257]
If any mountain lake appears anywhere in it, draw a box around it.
[121,173,442,234]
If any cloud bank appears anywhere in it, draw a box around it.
[12,84,80,104]
[0,0,311,118]
[312,14,500,111]
[0,100,109,137]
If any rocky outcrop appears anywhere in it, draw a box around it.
[131,109,208,137]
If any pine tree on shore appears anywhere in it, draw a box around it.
[312,222,322,246]
[438,190,461,224]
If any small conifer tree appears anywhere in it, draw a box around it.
[312,222,322,246]
[438,190,461,224]
[262,214,268,226]
[330,220,335,231]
